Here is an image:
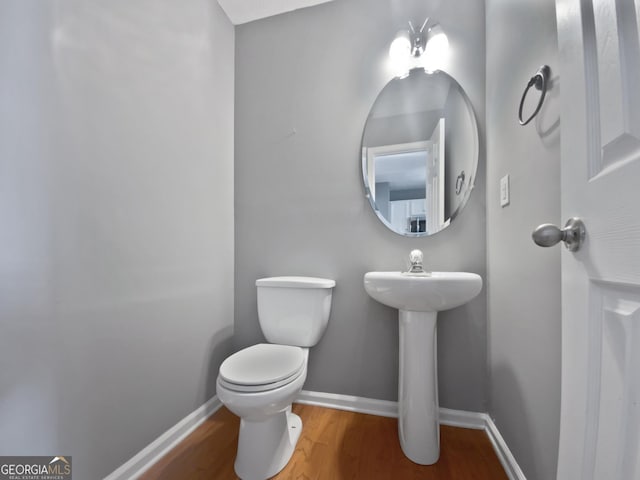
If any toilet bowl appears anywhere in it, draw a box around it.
[216,277,335,480]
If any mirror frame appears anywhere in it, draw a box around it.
[361,68,479,237]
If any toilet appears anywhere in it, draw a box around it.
[216,276,335,480]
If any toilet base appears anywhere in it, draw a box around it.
[234,408,302,480]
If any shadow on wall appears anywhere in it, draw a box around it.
[534,73,561,147]
[200,325,234,403]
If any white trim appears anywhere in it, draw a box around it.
[103,396,223,480]
[439,407,486,430]
[296,389,398,417]
[484,416,527,480]
[105,391,525,480]
[295,390,526,480]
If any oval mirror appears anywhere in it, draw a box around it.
[361,68,479,236]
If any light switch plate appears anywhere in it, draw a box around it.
[500,174,510,207]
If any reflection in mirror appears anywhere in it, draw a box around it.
[361,68,478,237]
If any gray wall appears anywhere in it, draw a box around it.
[486,0,561,479]
[0,1,234,478]
[235,0,487,410]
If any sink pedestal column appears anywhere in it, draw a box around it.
[398,310,439,465]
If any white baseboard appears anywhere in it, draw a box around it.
[439,406,486,429]
[105,390,525,480]
[103,395,222,480]
[296,389,487,428]
[296,389,398,417]
[296,390,525,480]
[484,415,527,480]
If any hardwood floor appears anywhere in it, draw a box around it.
[140,404,509,479]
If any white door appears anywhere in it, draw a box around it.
[426,118,445,233]
[556,0,640,478]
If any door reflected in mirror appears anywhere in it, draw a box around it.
[361,68,478,237]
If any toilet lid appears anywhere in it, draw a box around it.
[219,344,305,386]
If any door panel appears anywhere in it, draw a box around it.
[556,0,640,478]
[587,282,640,479]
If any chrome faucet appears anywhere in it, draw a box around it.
[407,249,425,274]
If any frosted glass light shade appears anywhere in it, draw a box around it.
[389,30,412,78]
[422,26,449,72]
[389,30,411,61]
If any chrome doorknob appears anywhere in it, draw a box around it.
[532,217,586,252]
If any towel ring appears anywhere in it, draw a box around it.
[518,65,550,126]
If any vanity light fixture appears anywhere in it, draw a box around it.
[389,18,449,77]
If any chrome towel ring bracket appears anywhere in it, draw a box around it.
[518,65,550,126]
[455,170,465,195]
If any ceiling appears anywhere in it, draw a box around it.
[217,0,336,25]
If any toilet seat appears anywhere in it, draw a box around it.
[218,343,306,393]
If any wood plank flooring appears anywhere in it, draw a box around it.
[140,404,508,479]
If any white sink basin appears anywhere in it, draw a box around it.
[363,271,483,312]
[363,269,482,465]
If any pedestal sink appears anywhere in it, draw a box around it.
[363,270,482,465]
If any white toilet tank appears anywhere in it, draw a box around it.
[256,276,335,347]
